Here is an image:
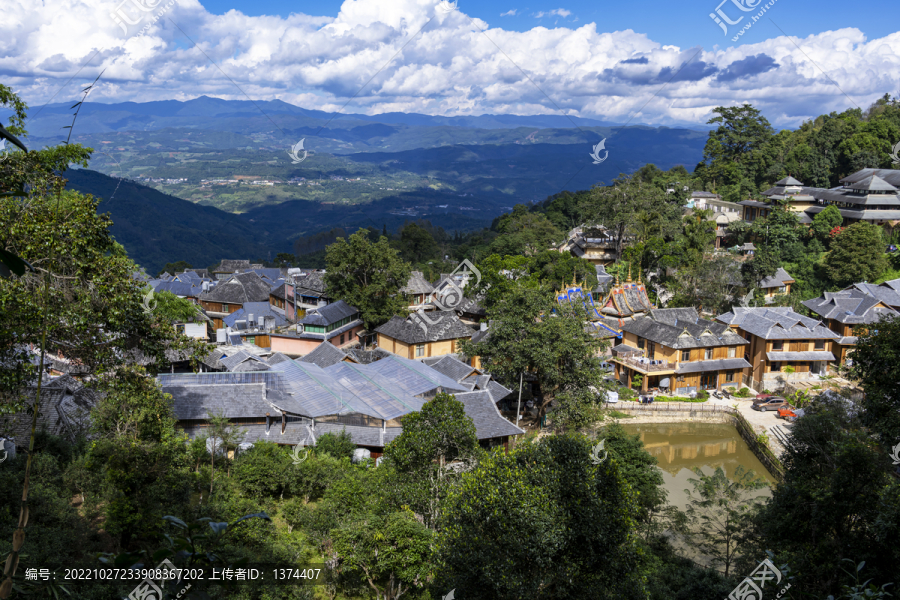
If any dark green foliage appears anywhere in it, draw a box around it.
[599,423,666,519]
[158,260,192,276]
[810,205,843,246]
[848,315,900,445]
[825,222,889,287]
[315,430,356,459]
[232,441,294,499]
[435,434,647,599]
[324,229,412,330]
[747,395,899,596]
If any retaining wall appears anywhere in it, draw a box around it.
[610,401,785,482]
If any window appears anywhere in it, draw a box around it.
[814,339,825,350]
[771,362,780,372]
[339,333,345,345]
[704,348,712,360]
[727,346,736,358]
[416,343,425,357]
[222,304,230,313]
[681,350,690,362]
[772,340,783,351]
[246,336,255,345]
[725,370,735,382]
[637,338,645,350]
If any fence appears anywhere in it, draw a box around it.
[613,401,732,413]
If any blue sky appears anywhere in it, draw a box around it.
[3,0,898,127]
[197,0,899,56]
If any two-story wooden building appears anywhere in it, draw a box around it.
[610,308,750,394]
[269,300,364,357]
[716,307,839,389]
[376,310,475,360]
[802,286,900,364]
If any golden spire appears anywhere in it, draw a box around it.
[572,268,577,285]
[627,263,632,283]
[615,269,620,287]
[637,269,642,284]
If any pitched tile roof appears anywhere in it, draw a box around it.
[766,350,836,361]
[676,358,751,374]
[802,289,899,324]
[849,280,900,310]
[219,350,271,372]
[215,259,252,272]
[298,342,351,368]
[427,355,478,382]
[402,271,434,295]
[300,300,359,326]
[200,272,272,304]
[759,267,795,289]
[223,302,288,329]
[164,383,280,419]
[453,390,525,439]
[376,310,474,344]
[716,307,839,340]
[622,308,748,349]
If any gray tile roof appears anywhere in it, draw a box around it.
[453,390,525,439]
[775,176,804,186]
[402,271,434,295]
[486,379,513,402]
[164,383,281,420]
[215,259,253,272]
[717,307,839,340]
[151,280,203,298]
[200,272,272,304]
[802,289,899,324]
[621,309,748,349]
[300,300,359,326]
[223,302,289,329]
[676,358,751,374]
[427,355,478,382]
[219,350,270,372]
[759,267,794,289]
[267,352,294,366]
[298,342,350,368]
[376,311,475,344]
[766,351,836,361]
[850,280,900,310]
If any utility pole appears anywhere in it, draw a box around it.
[516,371,524,427]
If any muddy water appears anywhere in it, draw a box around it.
[620,421,774,511]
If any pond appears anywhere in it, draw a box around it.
[620,421,775,511]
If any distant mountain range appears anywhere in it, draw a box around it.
[17,97,713,270]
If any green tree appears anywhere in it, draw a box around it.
[232,440,294,499]
[748,395,900,596]
[398,222,438,263]
[332,509,432,600]
[315,430,356,459]
[324,229,412,330]
[848,315,900,445]
[599,423,666,522]
[490,205,562,256]
[683,466,767,577]
[151,288,202,323]
[810,204,843,246]
[668,254,744,315]
[90,366,177,442]
[435,434,646,599]
[384,392,478,527]
[460,284,605,422]
[825,222,888,287]
[157,260,192,276]
[208,411,245,494]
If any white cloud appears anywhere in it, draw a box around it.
[1,0,897,128]
[535,9,572,18]
[500,9,518,17]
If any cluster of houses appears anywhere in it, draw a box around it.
[5,167,898,455]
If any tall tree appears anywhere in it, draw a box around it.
[460,284,605,422]
[825,222,888,287]
[809,205,843,247]
[847,315,900,445]
[683,466,767,577]
[324,229,412,330]
[701,104,775,167]
[435,434,647,599]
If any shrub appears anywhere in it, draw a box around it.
[316,430,356,459]
[696,390,709,401]
[735,387,751,398]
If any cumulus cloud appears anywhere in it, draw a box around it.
[0,0,897,127]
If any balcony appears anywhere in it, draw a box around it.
[613,352,675,373]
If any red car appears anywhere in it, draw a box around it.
[777,407,797,419]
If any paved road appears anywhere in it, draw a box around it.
[706,394,790,456]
